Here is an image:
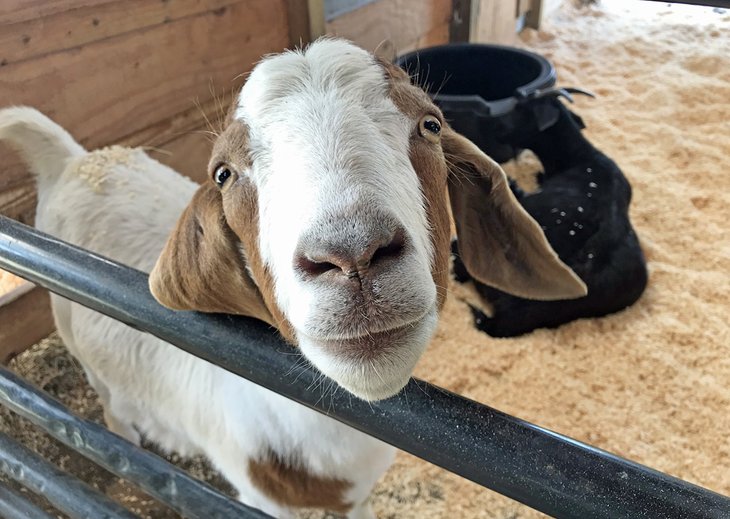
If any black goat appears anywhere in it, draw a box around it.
[453,93,648,337]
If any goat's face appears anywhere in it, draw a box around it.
[150,39,586,401]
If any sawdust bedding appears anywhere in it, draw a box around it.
[2,1,729,517]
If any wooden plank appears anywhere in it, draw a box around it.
[471,0,519,45]
[400,22,450,55]
[308,0,326,41]
[1,0,235,67]
[325,0,452,53]
[451,0,472,43]
[0,285,54,364]
[118,93,233,150]
[0,1,116,25]
[0,0,288,150]
[285,0,314,47]
[142,126,213,186]
[0,0,287,221]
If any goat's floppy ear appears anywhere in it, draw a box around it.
[149,183,274,323]
[444,130,587,300]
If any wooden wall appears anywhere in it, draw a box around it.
[324,0,452,54]
[0,0,291,226]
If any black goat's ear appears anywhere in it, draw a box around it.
[443,129,587,300]
[532,102,561,132]
[570,110,586,130]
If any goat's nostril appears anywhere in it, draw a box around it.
[295,225,408,281]
[296,256,340,277]
[370,228,406,267]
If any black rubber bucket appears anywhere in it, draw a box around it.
[396,43,556,162]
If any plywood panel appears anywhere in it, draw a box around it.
[400,22,451,55]
[0,1,116,25]
[0,1,287,149]
[0,0,237,66]
[141,127,214,186]
[325,0,451,53]
[0,1,287,221]
[0,285,54,364]
[471,0,520,45]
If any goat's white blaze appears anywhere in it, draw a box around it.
[236,40,438,400]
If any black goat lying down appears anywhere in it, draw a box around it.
[453,93,648,337]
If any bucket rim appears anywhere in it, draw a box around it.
[395,43,557,117]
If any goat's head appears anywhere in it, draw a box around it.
[149,39,586,401]
[498,88,594,146]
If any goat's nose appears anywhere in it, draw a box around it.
[295,226,407,280]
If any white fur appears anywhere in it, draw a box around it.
[0,39,444,517]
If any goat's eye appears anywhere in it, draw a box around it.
[419,115,441,143]
[213,165,233,188]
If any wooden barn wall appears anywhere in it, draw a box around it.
[0,0,291,360]
[0,0,290,226]
[325,0,452,54]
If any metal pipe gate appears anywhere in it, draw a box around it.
[1,214,729,518]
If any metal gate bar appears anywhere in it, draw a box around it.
[0,431,138,518]
[0,484,57,519]
[1,215,729,519]
[644,0,730,8]
[0,365,272,519]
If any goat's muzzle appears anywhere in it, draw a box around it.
[288,209,438,400]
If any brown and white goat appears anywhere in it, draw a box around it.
[0,39,585,518]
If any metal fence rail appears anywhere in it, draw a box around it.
[0,431,139,519]
[1,214,730,518]
[0,484,57,519]
[0,365,271,519]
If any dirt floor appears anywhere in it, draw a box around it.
[2,1,729,517]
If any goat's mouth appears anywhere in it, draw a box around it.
[297,306,438,401]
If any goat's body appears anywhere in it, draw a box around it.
[1,108,391,518]
[454,102,647,337]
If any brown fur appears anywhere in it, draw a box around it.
[248,449,353,514]
[212,121,296,341]
[148,182,273,322]
[149,121,296,340]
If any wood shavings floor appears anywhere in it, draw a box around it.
[2,1,728,517]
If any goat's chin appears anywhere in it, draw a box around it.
[297,307,438,402]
